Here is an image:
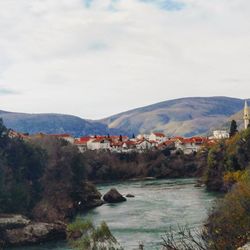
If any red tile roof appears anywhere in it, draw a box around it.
[92,138,110,143]
[74,140,86,145]
[153,132,166,137]
[79,136,92,143]
[170,137,184,141]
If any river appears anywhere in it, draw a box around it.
[11,178,216,250]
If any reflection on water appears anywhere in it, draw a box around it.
[8,178,216,250]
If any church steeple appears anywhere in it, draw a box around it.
[244,100,250,129]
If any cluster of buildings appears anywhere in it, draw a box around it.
[8,100,250,155]
[45,132,216,155]
[8,130,214,155]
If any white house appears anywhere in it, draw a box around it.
[87,138,111,150]
[136,139,153,151]
[149,132,166,143]
[75,141,88,153]
[212,130,229,139]
[74,137,93,153]
[136,134,145,140]
[175,137,205,155]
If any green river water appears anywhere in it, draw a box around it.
[10,178,217,250]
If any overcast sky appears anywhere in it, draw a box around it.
[0,0,250,119]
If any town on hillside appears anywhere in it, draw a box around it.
[7,101,250,155]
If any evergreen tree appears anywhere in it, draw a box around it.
[0,118,9,147]
[229,120,238,137]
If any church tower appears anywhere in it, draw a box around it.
[244,100,250,129]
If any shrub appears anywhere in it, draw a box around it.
[67,218,123,250]
[205,181,250,249]
[223,170,250,190]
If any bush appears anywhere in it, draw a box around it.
[223,170,250,190]
[67,218,123,250]
[205,180,250,249]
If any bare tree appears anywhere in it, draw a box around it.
[161,225,209,250]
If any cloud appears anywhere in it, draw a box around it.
[84,0,93,8]
[140,0,184,10]
[0,87,19,96]
[0,0,250,118]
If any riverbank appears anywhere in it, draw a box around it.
[0,215,66,247]
[5,178,217,250]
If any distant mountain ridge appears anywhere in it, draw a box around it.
[0,97,248,137]
[100,96,248,137]
[0,110,123,137]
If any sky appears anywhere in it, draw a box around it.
[0,0,250,119]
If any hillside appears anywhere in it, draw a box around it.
[0,97,248,137]
[100,97,247,137]
[0,111,121,137]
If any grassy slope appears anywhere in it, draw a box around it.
[100,97,247,137]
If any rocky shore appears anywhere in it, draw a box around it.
[0,185,128,248]
[0,182,106,248]
[0,214,66,247]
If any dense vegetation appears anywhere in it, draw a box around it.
[204,126,250,192]
[203,127,250,249]
[0,119,88,221]
[83,149,200,182]
[0,119,46,214]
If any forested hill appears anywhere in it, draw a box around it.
[0,96,248,137]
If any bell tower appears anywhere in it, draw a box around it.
[244,100,250,129]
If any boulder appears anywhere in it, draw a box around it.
[81,182,104,208]
[126,194,135,198]
[0,214,30,230]
[103,188,127,203]
[5,222,66,246]
[77,182,104,210]
[82,199,105,209]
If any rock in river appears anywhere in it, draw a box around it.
[103,188,127,203]
[126,194,135,198]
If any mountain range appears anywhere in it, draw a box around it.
[0,96,248,137]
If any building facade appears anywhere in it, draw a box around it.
[244,100,250,130]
